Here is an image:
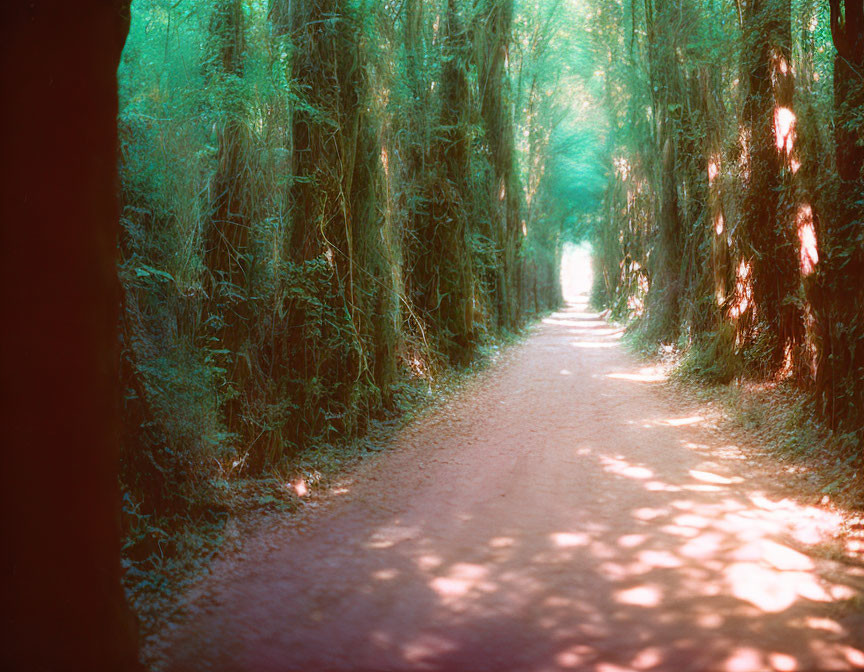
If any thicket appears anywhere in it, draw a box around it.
[116,0,582,582]
[586,0,863,462]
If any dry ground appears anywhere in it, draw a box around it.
[159,298,864,672]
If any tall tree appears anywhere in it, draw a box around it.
[814,0,864,429]
[739,0,802,367]
[411,0,476,363]
[830,0,864,184]
[476,0,521,329]
[207,0,251,434]
[286,0,397,428]
[641,0,686,342]
[0,1,140,669]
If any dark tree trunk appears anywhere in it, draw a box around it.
[281,0,396,433]
[404,0,475,363]
[740,0,801,368]
[208,0,249,293]
[430,0,475,363]
[830,0,864,184]
[477,0,520,330]
[814,0,864,429]
[700,67,731,319]
[0,2,140,670]
[287,0,354,264]
[207,0,250,436]
[643,0,685,342]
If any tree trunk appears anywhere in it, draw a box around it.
[476,0,520,330]
[739,0,801,368]
[207,0,250,436]
[831,0,864,184]
[0,2,140,669]
[643,0,684,342]
[814,0,864,429]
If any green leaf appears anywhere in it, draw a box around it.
[135,265,175,283]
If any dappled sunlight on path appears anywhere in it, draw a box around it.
[163,297,864,672]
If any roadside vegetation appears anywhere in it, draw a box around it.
[117,0,588,631]
[586,0,863,502]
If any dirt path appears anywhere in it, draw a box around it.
[161,299,864,672]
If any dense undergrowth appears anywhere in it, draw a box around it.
[123,329,533,639]
[585,0,863,484]
[117,0,585,623]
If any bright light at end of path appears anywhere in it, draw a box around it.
[561,242,593,304]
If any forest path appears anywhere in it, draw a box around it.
[162,297,864,672]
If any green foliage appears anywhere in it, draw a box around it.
[675,324,742,385]
[116,0,573,603]
[584,0,863,456]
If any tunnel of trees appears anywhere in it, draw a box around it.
[0,0,861,668]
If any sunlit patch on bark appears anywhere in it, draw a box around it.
[781,343,795,377]
[708,157,720,184]
[715,213,725,235]
[730,260,752,319]
[774,107,796,154]
[738,127,751,180]
[796,205,818,275]
[380,147,389,175]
